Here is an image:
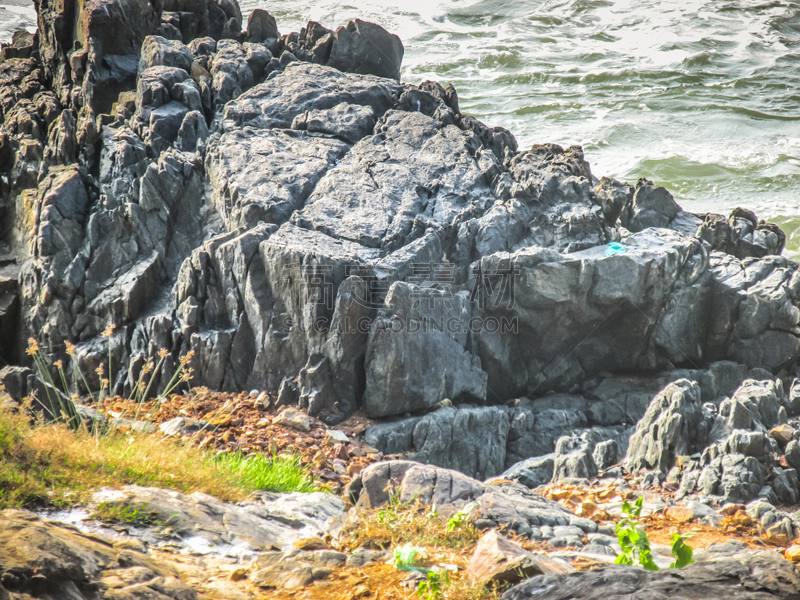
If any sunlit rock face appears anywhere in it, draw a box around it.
[0,0,796,438]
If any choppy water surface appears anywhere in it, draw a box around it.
[4,0,800,254]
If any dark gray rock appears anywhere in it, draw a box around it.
[787,380,800,417]
[505,405,588,466]
[625,380,704,474]
[593,439,618,470]
[221,61,400,131]
[277,377,299,407]
[773,467,800,506]
[291,102,377,144]
[210,39,255,106]
[175,110,209,152]
[247,9,280,43]
[585,378,656,427]
[501,550,800,600]
[593,176,632,226]
[327,19,404,80]
[138,35,194,74]
[625,178,681,231]
[398,463,487,506]
[364,283,488,418]
[730,379,785,431]
[475,481,594,538]
[364,406,509,480]
[700,208,787,260]
[786,440,800,471]
[553,434,598,481]
[408,406,509,480]
[502,455,555,489]
[206,128,349,229]
[365,416,422,455]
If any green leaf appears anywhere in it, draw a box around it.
[633,496,644,517]
[615,553,634,566]
[640,551,660,571]
[669,533,695,568]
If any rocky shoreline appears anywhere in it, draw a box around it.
[3,0,800,597]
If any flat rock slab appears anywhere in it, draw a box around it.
[468,528,574,585]
[0,509,196,600]
[350,460,592,542]
[92,486,343,552]
[206,127,350,229]
[501,550,800,600]
[221,62,401,131]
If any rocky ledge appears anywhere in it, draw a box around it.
[2,461,800,600]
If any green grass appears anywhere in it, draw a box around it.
[0,403,322,512]
[215,451,319,494]
[90,502,163,527]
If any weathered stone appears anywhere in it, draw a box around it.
[467,529,573,586]
[139,35,194,74]
[247,9,280,43]
[501,455,555,489]
[0,508,196,600]
[327,19,404,80]
[364,284,488,419]
[626,380,704,474]
[274,407,311,432]
[501,550,800,600]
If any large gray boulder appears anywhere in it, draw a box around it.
[138,35,194,74]
[327,19,404,81]
[364,406,508,480]
[625,380,704,474]
[364,283,488,418]
[221,61,401,131]
[501,455,555,489]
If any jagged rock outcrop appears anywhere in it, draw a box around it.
[4,0,800,485]
[625,380,705,474]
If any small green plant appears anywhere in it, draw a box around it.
[615,496,694,571]
[446,501,478,534]
[417,569,450,600]
[25,339,82,429]
[394,543,423,571]
[215,450,319,493]
[615,496,658,571]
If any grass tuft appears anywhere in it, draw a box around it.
[337,497,501,600]
[90,501,163,527]
[214,451,319,494]
[341,495,482,552]
[0,405,321,511]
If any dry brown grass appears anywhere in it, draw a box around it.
[330,499,501,600]
[0,404,253,509]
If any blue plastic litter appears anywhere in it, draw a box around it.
[605,242,627,256]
